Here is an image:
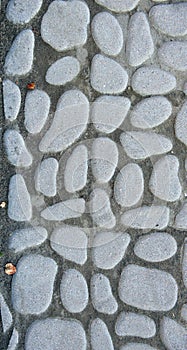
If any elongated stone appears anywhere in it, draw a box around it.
[120,344,158,350]
[0,293,13,333]
[182,239,187,289]
[8,174,32,221]
[90,189,116,229]
[4,129,32,167]
[9,227,48,253]
[91,273,118,314]
[160,317,187,350]
[95,0,140,13]
[41,199,85,221]
[46,57,80,86]
[159,41,187,72]
[35,157,58,197]
[7,328,19,350]
[115,312,156,338]
[90,318,114,350]
[181,304,187,322]
[3,79,21,121]
[6,0,43,24]
[175,203,187,230]
[175,101,187,146]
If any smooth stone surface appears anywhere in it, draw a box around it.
[25,318,86,350]
[64,145,88,193]
[41,0,90,51]
[91,95,131,133]
[60,269,88,313]
[9,227,48,253]
[182,240,187,289]
[121,206,170,230]
[41,199,85,221]
[12,254,57,315]
[159,41,187,72]
[175,101,187,146]
[134,232,177,262]
[24,89,50,134]
[91,12,123,56]
[114,163,144,207]
[39,90,89,153]
[8,174,32,221]
[160,317,187,350]
[95,0,140,13]
[6,0,42,24]
[4,29,34,76]
[90,189,116,229]
[91,273,118,314]
[120,131,172,159]
[90,318,114,350]
[35,157,58,197]
[50,225,87,265]
[91,137,118,183]
[0,293,13,333]
[126,12,154,67]
[181,304,187,322]
[90,54,128,94]
[115,312,156,338]
[120,344,158,350]
[119,264,178,311]
[3,79,21,121]
[46,57,80,85]
[7,328,19,350]
[175,203,187,230]
[4,129,32,167]
[92,231,130,270]
[132,67,176,96]
[130,96,172,129]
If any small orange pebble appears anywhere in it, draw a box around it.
[27,82,36,90]
[5,263,16,275]
[0,201,6,208]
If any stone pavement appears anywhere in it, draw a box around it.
[0,0,187,349]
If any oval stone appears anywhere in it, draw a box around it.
[158,41,187,71]
[3,79,21,121]
[4,129,32,168]
[6,0,43,24]
[91,318,114,350]
[160,317,187,350]
[46,57,80,85]
[90,189,116,229]
[91,273,118,314]
[115,312,156,338]
[95,0,140,13]
[120,344,158,350]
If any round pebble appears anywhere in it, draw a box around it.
[6,0,43,24]
[175,101,187,146]
[41,199,85,221]
[158,41,187,72]
[90,318,114,350]
[46,57,80,86]
[3,79,21,121]
[160,317,187,350]
[90,189,116,229]
[115,312,156,338]
[35,157,58,197]
[4,129,32,167]
[9,227,48,253]
[95,0,140,13]
[91,273,118,314]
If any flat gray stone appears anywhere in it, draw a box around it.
[25,318,86,350]
[132,66,176,96]
[181,304,187,322]
[35,157,59,197]
[159,41,187,72]
[134,232,177,262]
[90,189,116,229]
[3,79,21,121]
[182,239,187,289]
[50,225,87,265]
[9,227,48,253]
[41,199,85,221]
[46,57,80,86]
[60,269,88,313]
[126,12,154,67]
[92,231,130,270]
[175,203,187,230]
[12,254,57,315]
[0,293,13,333]
[160,317,187,350]
[90,54,128,94]
[95,0,140,13]
[91,95,131,134]
[6,0,42,24]
[4,29,34,76]
[119,264,178,311]
[4,129,32,167]
[7,328,19,350]
[120,344,158,350]
[8,174,32,222]
[41,0,90,51]
[175,101,187,146]
[115,312,156,338]
[91,273,118,314]
[90,318,114,350]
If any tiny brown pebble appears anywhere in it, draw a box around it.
[5,263,16,275]
[27,82,36,90]
[0,201,6,208]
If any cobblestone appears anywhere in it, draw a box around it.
[115,312,156,338]
[160,317,187,350]
[120,344,158,350]
[45,57,80,86]
[158,41,187,72]
[95,0,140,13]
[181,304,187,322]
[175,101,187,146]
[7,328,19,350]
[90,189,116,229]
[41,198,85,221]
[90,318,114,350]
[175,203,187,230]
[0,293,13,333]
[4,129,32,167]
[91,273,118,314]
[9,227,48,253]
[3,79,21,121]
[35,157,58,197]
[182,239,187,289]
[8,174,32,221]
[6,0,43,24]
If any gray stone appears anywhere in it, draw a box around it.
[25,318,86,350]
[95,0,140,13]
[92,231,130,270]
[120,344,158,350]
[46,57,80,86]
[6,0,42,24]
[175,203,187,230]
[12,254,57,315]
[50,225,87,265]
[4,29,34,76]
[35,157,59,197]
[182,239,187,289]
[90,189,116,229]
[60,269,88,313]
[115,312,156,338]
[175,101,187,146]
[91,12,123,56]
[41,199,85,221]
[7,328,19,350]
[119,264,178,311]
[181,304,187,322]
[41,0,90,51]
[4,129,32,167]
[9,227,48,253]
[134,232,177,262]
[91,273,118,314]
[132,66,176,96]
[3,79,21,121]
[160,317,187,350]
[0,293,13,333]
[90,318,114,350]
[8,174,32,222]
[91,95,131,134]
[90,54,128,94]
[159,41,187,72]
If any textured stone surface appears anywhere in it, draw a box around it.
[90,189,116,229]
[158,41,187,72]
[181,304,187,322]
[115,312,156,338]
[120,344,158,350]
[90,318,114,350]
[41,199,85,221]
[3,79,21,121]
[35,157,58,197]
[46,57,80,86]
[7,328,19,350]
[0,293,13,333]
[6,0,43,24]
[9,227,47,253]
[8,174,32,221]
[95,0,140,13]
[91,273,118,314]
[175,203,187,230]
[160,317,187,350]
[4,129,32,167]
[175,101,187,146]
[182,240,187,289]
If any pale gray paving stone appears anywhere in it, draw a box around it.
[114,163,144,207]
[6,0,43,24]
[90,188,116,229]
[132,66,176,96]
[175,100,187,146]
[3,79,21,121]
[91,12,123,56]
[24,89,50,134]
[118,264,178,311]
[25,318,86,350]
[91,95,131,134]
[39,90,89,153]
[60,269,88,313]
[130,96,172,129]
[4,29,34,77]
[0,293,13,333]
[158,41,187,72]
[50,225,87,265]
[175,203,187,230]
[120,131,172,159]
[41,0,90,52]
[7,328,19,350]
[92,231,130,270]
[35,157,59,197]
[9,227,48,253]
[4,129,32,167]
[115,312,156,338]
[11,254,57,315]
[181,304,187,322]
[41,198,85,221]
[45,57,80,86]
[95,0,140,13]
[91,137,118,184]
[90,318,114,350]
[90,54,128,94]
[182,239,187,289]
[8,174,32,222]
[160,317,187,350]
[91,273,118,314]
[120,344,158,350]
